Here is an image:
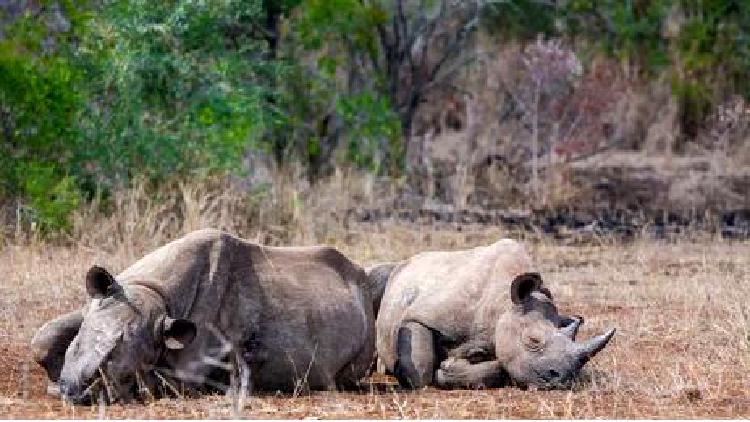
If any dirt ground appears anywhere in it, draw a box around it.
[1,224,749,418]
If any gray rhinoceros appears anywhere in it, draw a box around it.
[31,229,375,403]
[370,238,615,389]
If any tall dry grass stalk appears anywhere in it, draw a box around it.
[35,167,399,258]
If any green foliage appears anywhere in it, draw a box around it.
[0,8,88,231]
[1,0,278,231]
[482,0,559,39]
[275,0,402,173]
[20,164,81,231]
[78,0,272,184]
[337,91,401,172]
[0,52,82,181]
[553,0,672,72]
[278,8,403,171]
[674,2,750,89]
[297,0,386,57]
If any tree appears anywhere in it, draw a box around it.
[291,0,486,175]
[373,0,483,136]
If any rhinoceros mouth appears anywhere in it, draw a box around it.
[60,382,96,405]
[60,375,105,405]
[61,367,143,405]
[529,367,575,390]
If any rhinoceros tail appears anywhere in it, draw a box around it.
[365,262,401,318]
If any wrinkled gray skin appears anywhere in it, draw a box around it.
[31,229,375,404]
[371,239,615,390]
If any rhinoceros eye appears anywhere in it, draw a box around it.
[524,335,546,352]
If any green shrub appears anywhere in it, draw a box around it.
[20,164,81,232]
[78,0,272,185]
[0,11,87,231]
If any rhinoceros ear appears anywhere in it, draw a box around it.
[510,272,542,305]
[86,266,117,299]
[162,317,197,350]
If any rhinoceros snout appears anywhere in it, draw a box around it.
[59,378,93,404]
[529,367,575,390]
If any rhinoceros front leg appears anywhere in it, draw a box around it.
[434,358,506,389]
[30,309,84,383]
[394,321,435,388]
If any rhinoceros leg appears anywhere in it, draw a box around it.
[446,339,495,363]
[393,321,436,388]
[30,309,84,383]
[334,343,376,389]
[434,358,506,389]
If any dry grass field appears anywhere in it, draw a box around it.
[0,176,748,418]
[1,222,748,418]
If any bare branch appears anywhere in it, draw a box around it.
[428,15,479,83]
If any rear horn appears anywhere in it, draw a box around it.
[561,316,584,340]
[576,328,616,361]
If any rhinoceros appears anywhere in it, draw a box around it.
[370,238,615,389]
[31,229,375,403]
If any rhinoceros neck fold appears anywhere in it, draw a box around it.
[128,281,172,315]
[119,271,212,321]
[114,230,241,321]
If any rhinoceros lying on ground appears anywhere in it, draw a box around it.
[31,229,375,403]
[369,238,615,389]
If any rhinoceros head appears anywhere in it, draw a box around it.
[58,266,196,403]
[494,273,615,389]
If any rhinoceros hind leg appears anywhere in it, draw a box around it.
[393,322,435,388]
[30,309,83,382]
[334,362,364,390]
[335,336,377,390]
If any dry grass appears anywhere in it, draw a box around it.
[1,176,749,418]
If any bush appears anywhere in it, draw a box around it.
[1,1,276,231]
[0,10,87,231]
[77,0,272,185]
[21,164,81,231]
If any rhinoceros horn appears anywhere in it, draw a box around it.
[576,328,616,361]
[561,316,584,340]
